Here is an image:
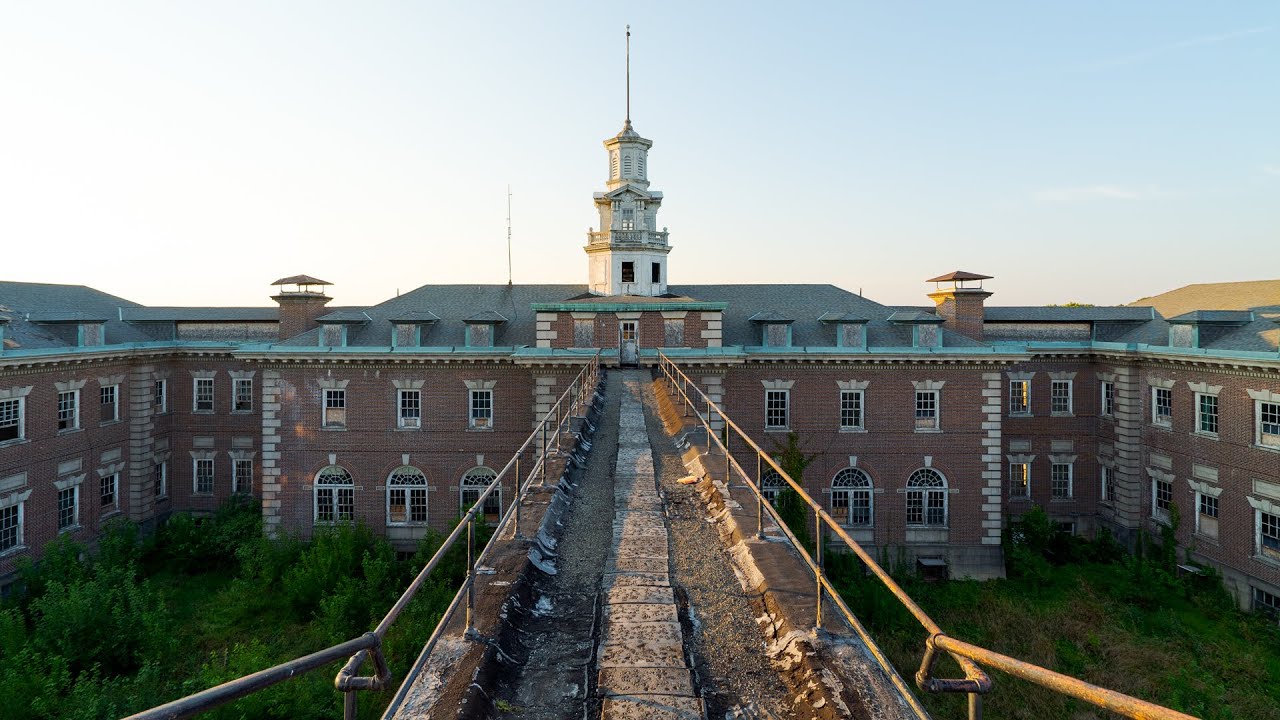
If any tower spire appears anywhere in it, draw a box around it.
[625,25,631,131]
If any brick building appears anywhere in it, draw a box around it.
[2,113,1278,617]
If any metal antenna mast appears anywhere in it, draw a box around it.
[506,185,513,286]
[625,25,631,127]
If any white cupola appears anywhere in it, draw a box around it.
[584,28,671,297]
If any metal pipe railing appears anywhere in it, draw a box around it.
[126,352,601,720]
[656,351,1196,720]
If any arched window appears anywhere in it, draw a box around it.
[315,465,354,524]
[832,468,873,527]
[906,468,947,527]
[761,470,784,506]
[638,154,645,179]
[460,467,501,523]
[387,466,428,525]
[622,154,633,176]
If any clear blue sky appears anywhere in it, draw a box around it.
[1,2,1276,308]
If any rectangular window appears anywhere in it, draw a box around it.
[153,461,167,498]
[1259,401,1280,448]
[398,389,421,429]
[466,323,493,347]
[194,458,214,495]
[663,318,684,347]
[57,487,77,530]
[1153,478,1172,518]
[100,384,119,423]
[57,390,79,431]
[1195,393,1218,435]
[1051,380,1072,415]
[154,379,167,413]
[1197,493,1219,538]
[839,390,864,430]
[0,504,19,552]
[915,390,939,431]
[194,378,214,412]
[233,378,253,412]
[651,262,661,284]
[1254,587,1280,619]
[1152,387,1172,426]
[233,459,253,494]
[469,389,493,429]
[1101,465,1115,503]
[1101,381,1115,417]
[1009,380,1030,415]
[1008,463,1030,498]
[100,473,117,509]
[0,398,22,443]
[573,319,595,348]
[394,323,419,347]
[764,324,789,347]
[620,207,635,230]
[765,390,789,430]
[1051,463,1072,499]
[621,261,635,283]
[323,389,347,429]
[1262,511,1280,561]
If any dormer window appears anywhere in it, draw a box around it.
[321,325,345,347]
[463,311,506,348]
[749,312,794,348]
[80,323,104,347]
[394,324,419,347]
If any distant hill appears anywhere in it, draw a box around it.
[1130,279,1280,317]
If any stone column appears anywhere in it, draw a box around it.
[260,370,284,537]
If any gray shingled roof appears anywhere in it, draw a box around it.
[985,306,1155,322]
[121,307,278,322]
[317,310,371,324]
[1132,279,1280,317]
[1167,310,1254,325]
[0,281,159,349]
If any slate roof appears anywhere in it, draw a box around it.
[1166,310,1254,325]
[926,271,993,283]
[316,310,372,324]
[985,306,1155,322]
[1131,279,1280,317]
[121,307,278,322]
[0,281,159,349]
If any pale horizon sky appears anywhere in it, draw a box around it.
[1,2,1277,309]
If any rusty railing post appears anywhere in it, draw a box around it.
[343,690,357,720]
[756,454,765,539]
[969,692,983,720]
[464,516,475,636]
[512,455,522,540]
[815,508,824,630]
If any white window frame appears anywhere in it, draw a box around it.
[1151,476,1173,522]
[1008,380,1030,415]
[1100,380,1115,417]
[1256,400,1280,450]
[1195,491,1219,539]
[839,389,864,431]
[57,389,80,431]
[314,465,355,524]
[193,377,215,413]
[233,458,253,494]
[100,384,119,423]
[387,466,429,526]
[154,379,168,414]
[1008,462,1030,498]
[57,485,79,531]
[233,378,254,413]
[0,397,23,444]
[905,468,947,527]
[398,389,421,429]
[469,389,494,429]
[0,500,24,555]
[323,389,347,429]
[1195,392,1219,437]
[1151,387,1173,427]
[914,390,940,432]
[460,467,501,522]
[831,468,873,527]
[1050,462,1073,499]
[764,389,789,430]
[760,470,784,506]
[1051,380,1073,415]
[1100,465,1115,504]
[1260,509,1280,563]
[154,460,167,499]
[193,458,214,495]
[100,472,118,511]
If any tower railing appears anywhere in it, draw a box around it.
[124,352,602,720]
[657,350,1196,720]
[586,229,668,246]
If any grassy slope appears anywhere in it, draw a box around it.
[845,563,1280,720]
